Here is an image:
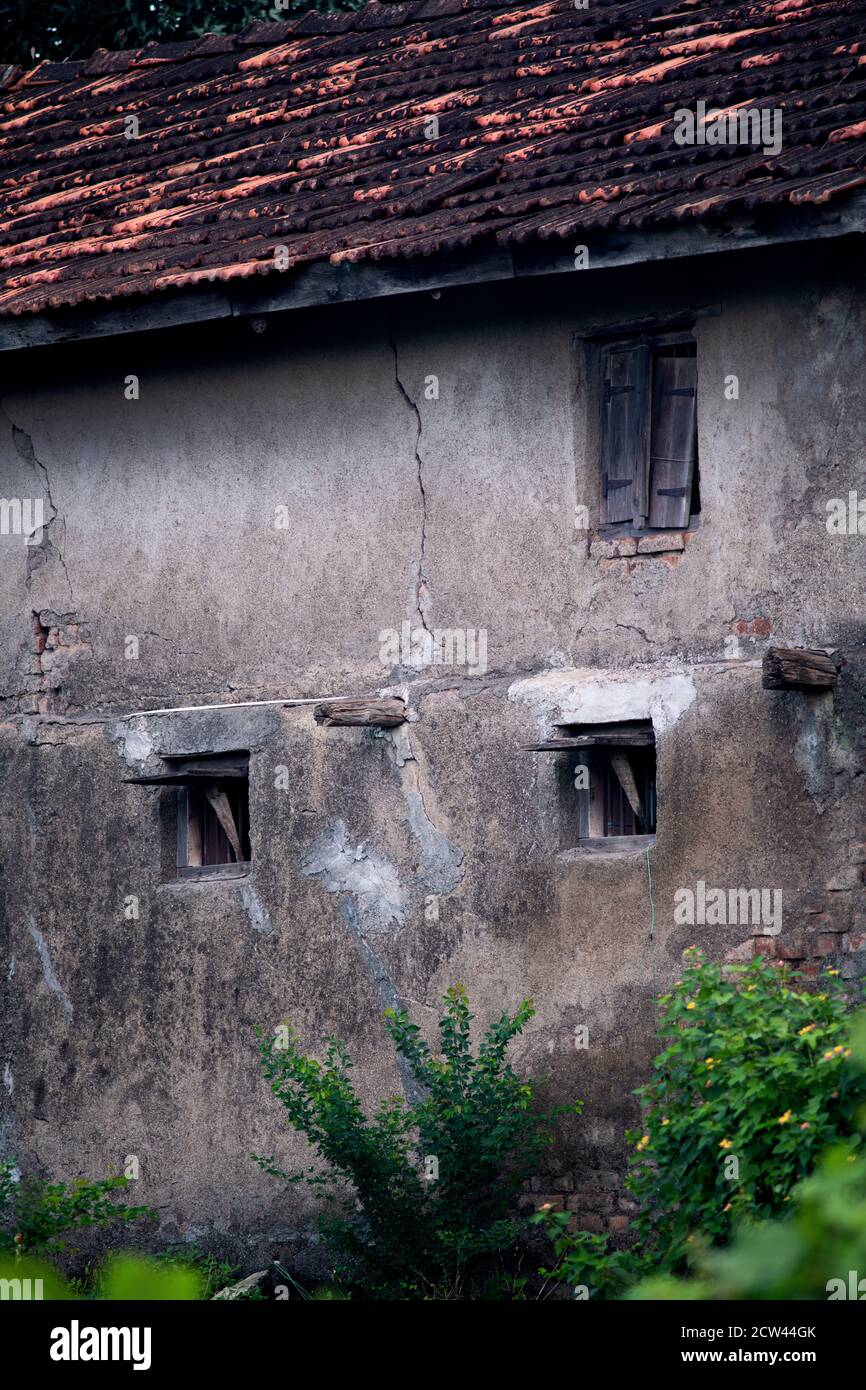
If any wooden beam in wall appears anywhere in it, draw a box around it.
[762,647,839,691]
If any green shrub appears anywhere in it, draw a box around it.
[628,950,864,1266]
[0,1159,153,1258]
[255,984,578,1299]
[533,951,866,1296]
[629,1012,866,1299]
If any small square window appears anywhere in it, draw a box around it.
[527,721,656,851]
[125,751,251,879]
[600,337,699,532]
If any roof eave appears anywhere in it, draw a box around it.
[2,195,864,355]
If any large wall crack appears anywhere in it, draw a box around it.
[1,402,74,601]
[390,725,464,897]
[390,337,431,635]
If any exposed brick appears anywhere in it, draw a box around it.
[724,939,755,963]
[590,540,617,559]
[608,1214,630,1233]
[801,895,828,915]
[826,869,860,891]
[814,936,840,956]
[536,1195,564,1213]
[775,934,806,960]
[578,1213,605,1234]
[553,1175,574,1192]
[849,843,866,865]
[637,532,685,554]
[753,936,777,957]
[597,558,629,575]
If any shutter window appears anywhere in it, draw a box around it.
[647,354,697,530]
[601,344,650,526]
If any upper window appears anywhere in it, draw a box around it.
[600,338,698,531]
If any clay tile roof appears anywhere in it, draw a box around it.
[0,0,864,317]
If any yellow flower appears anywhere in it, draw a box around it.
[778,1111,793,1124]
[636,1135,650,1152]
[661,1117,670,1126]
[827,969,839,976]
[686,1002,696,1010]
[797,1024,815,1036]
[705,1057,716,1068]
[817,994,829,1001]
[719,1139,733,1150]
[824,1050,835,1060]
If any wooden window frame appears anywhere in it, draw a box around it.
[598,331,699,535]
[526,722,657,851]
[124,751,251,881]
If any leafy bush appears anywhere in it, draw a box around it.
[533,951,866,1296]
[2,1252,210,1300]
[630,1013,866,1299]
[255,985,578,1299]
[95,1254,204,1300]
[0,1159,153,1257]
[628,950,864,1266]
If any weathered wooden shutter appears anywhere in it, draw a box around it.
[648,355,697,529]
[601,344,650,526]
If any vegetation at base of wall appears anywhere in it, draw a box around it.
[2,1252,212,1300]
[629,1011,866,1299]
[2,1,365,68]
[0,1159,154,1257]
[628,1139,866,1300]
[255,984,580,1299]
[533,952,866,1299]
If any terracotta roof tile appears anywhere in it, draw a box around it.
[0,0,863,316]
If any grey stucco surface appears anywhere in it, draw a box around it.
[1,241,864,1266]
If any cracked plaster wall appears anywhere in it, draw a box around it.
[1,243,865,1265]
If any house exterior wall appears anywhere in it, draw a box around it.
[1,240,864,1268]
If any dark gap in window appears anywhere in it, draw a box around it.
[553,722,656,845]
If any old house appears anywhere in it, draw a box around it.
[1,0,865,1270]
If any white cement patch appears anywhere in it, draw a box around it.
[508,667,697,733]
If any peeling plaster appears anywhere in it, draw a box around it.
[791,692,855,814]
[27,915,73,1023]
[302,818,404,933]
[509,667,698,733]
[110,717,155,768]
[238,880,272,935]
[301,820,422,1102]
[390,726,463,896]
